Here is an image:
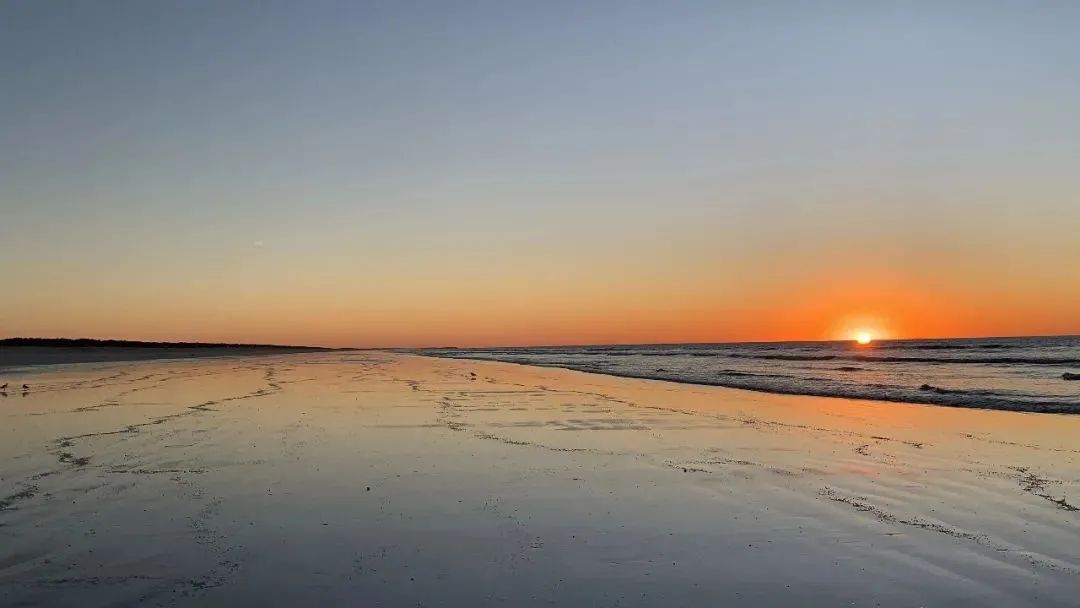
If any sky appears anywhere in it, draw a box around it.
[2,1,1078,347]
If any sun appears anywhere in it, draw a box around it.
[855,332,873,345]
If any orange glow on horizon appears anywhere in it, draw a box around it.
[3,253,1077,348]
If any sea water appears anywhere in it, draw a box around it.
[420,336,1080,413]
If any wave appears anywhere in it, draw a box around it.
[727,353,1080,365]
[875,343,1010,350]
[526,349,1080,366]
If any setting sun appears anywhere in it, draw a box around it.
[855,332,873,345]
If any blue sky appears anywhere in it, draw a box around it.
[2,1,1078,345]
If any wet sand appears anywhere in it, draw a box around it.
[1,352,1077,606]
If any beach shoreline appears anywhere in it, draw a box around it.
[417,352,1080,415]
[416,337,1080,414]
[1,352,1077,606]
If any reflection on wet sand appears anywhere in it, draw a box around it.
[1,352,1077,606]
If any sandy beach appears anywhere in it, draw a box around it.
[1,351,1077,606]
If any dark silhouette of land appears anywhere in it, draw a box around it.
[1,337,330,350]
[0,338,335,369]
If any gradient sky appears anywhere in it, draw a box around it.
[2,1,1078,347]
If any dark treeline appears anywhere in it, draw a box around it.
[0,338,329,350]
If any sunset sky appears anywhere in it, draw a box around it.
[2,2,1078,347]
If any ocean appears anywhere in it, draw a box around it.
[418,336,1080,413]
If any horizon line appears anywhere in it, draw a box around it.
[9,333,1077,351]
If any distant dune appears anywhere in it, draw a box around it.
[0,338,333,369]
